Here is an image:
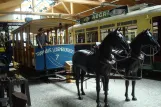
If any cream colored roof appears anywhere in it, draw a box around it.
[12,18,76,34]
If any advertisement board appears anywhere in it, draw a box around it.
[35,45,74,71]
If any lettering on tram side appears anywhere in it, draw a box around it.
[79,5,128,24]
[35,47,74,56]
[92,11,110,20]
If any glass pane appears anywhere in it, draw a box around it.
[76,33,85,43]
[86,31,98,43]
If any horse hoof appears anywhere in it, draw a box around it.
[43,79,51,83]
[78,97,83,100]
[104,104,110,107]
[132,97,137,101]
[97,104,101,107]
[125,98,130,101]
[82,92,86,95]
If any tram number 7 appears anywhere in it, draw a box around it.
[56,54,59,60]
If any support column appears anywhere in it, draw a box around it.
[20,29,23,64]
[55,29,58,44]
[65,25,69,44]
[60,29,62,44]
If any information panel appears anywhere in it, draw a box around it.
[35,45,74,71]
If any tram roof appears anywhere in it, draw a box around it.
[12,18,76,34]
[69,5,161,29]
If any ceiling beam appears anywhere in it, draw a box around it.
[53,7,67,13]
[0,11,72,17]
[53,2,63,7]
[58,0,101,5]
[62,2,71,14]
[0,5,20,17]
[70,2,74,14]
[0,20,24,23]
[0,0,21,10]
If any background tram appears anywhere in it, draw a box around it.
[68,5,161,73]
[12,18,75,77]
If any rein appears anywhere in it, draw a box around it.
[112,44,130,61]
[141,45,160,56]
[112,44,159,80]
[112,49,130,61]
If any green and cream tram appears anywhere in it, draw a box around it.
[69,5,161,72]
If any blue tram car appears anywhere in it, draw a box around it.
[12,18,77,77]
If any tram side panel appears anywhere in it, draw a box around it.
[34,45,74,71]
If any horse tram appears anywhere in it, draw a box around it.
[11,18,76,80]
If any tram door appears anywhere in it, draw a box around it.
[152,16,161,66]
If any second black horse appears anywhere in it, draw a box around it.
[111,29,160,101]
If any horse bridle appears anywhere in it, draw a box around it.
[141,45,160,56]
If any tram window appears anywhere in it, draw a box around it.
[23,32,27,41]
[50,36,53,45]
[86,31,98,43]
[126,26,137,43]
[100,29,114,41]
[152,22,158,40]
[30,33,34,46]
[33,34,38,46]
[69,33,73,44]
[18,33,20,40]
[101,29,108,41]
[75,29,85,43]
[119,26,137,43]
[14,34,16,40]
[76,33,85,43]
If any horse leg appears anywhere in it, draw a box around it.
[125,80,130,101]
[131,70,137,101]
[81,70,86,95]
[96,75,101,107]
[104,76,110,107]
[101,77,109,95]
[125,70,130,101]
[101,77,105,91]
[131,80,137,100]
[75,66,82,100]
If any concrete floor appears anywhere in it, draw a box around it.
[14,77,161,107]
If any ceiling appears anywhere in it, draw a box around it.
[0,0,161,22]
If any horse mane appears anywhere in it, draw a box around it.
[97,31,114,60]
[130,30,146,47]
[99,31,113,50]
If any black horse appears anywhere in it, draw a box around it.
[111,29,160,101]
[72,29,131,107]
